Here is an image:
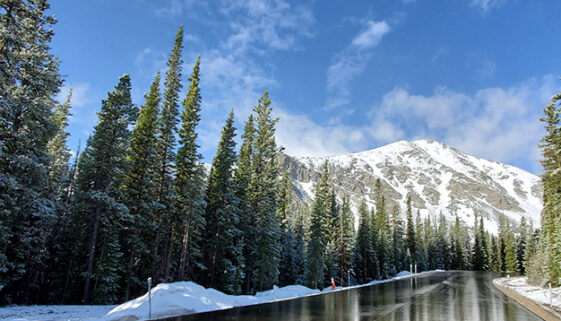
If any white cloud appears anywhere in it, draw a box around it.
[276,76,557,173]
[351,21,390,49]
[222,0,314,55]
[470,0,507,13]
[326,20,391,110]
[57,83,91,108]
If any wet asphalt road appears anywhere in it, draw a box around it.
[160,271,541,321]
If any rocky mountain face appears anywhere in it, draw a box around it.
[278,140,542,234]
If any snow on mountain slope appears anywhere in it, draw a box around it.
[279,139,542,234]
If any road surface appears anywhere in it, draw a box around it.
[161,271,541,321]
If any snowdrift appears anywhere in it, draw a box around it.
[105,270,441,321]
[105,282,320,321]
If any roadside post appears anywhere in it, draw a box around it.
[148,277,152,319]
[550,282,553,311]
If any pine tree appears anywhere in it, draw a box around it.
[435,213,449,270]
[538,88,561,285]
[516,217,531,274]
[390,205,407,273]
[40,89,73,303]
[373,179,391,278]
[120,72,161,299]
[47,90,73,202]
[175,57,207,281]
[471,213,488,271]
[202,110,245,294]
[405,195,416,266]
[414,210,427,271]
[323,190,339,285]
[71,75,137,304]
[450,215,466,270]
[248,90,281,292]
[236,115,256,293]
[352,201,378,283]
[155,26,184,281]
[0,0,63,304]
[336,197,354,285]
[502,217,519,274]
[278,171,300,287]
[305,164,330,289]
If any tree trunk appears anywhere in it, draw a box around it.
[83,205,101,304]
[179,221,191,280]
[163,216,177,280]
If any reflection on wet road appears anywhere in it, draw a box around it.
[162,272,541,321]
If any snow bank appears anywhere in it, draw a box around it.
[105,282,320,321]
[106,270,446,320]
[494,276,561,316]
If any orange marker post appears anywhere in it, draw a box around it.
[331,277,336,290]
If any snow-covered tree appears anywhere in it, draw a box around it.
[0,0,63,304]
[175,57,207,281]
[155,26,183,281]
[202,110,244,294]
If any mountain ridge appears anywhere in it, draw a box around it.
[279,139,542,234]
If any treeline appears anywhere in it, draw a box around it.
[0,0,555,308]
[525,87,561,287]
[301,165,536,289]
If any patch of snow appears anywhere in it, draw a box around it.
[106,271,444,320]
[494,277,561,317]
[0,305,113,321]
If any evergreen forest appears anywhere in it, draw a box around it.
[1,0,560,306]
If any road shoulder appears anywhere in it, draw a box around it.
[493,277,560,321]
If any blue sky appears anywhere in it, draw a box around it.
[49,0,560,174]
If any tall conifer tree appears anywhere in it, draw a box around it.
[0,0,62,304]
[120,72,161,299]
[203,110,244,294]
[155,26,184,281]
[175,57,206,281]
[71,75,137,304]
[248,90,281,292]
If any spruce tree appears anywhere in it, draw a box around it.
[352,201,378,283]
[405,195,416,266]
[71,75,137,304]
[390,205,407,272]
[155,26,184,281]
[374,179,390,278]
[278,171,300,287]
[0,0,63,304]
[414,210,427,271]
[236,115,256,293]
[305,162,331,288]
[120,72,161,299]
[202,110,245,294]
[336,197,354,285]
[471,214,488,271]
[248,90,281,292]
[175,57,207,281]
[502,217,519,274]
[450,215,466,270]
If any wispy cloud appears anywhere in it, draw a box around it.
[325,20,391,110]
[470,0,507,14]
[57,83,91,108]
[221,0,314,55]
[277,75,557,173]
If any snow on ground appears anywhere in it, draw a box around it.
[0,305,114,321]
[494,276,561,316]
[0,270,443,321]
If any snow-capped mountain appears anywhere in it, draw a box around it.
[279,140,542,234]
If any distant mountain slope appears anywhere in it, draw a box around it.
[279,140,542,233]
